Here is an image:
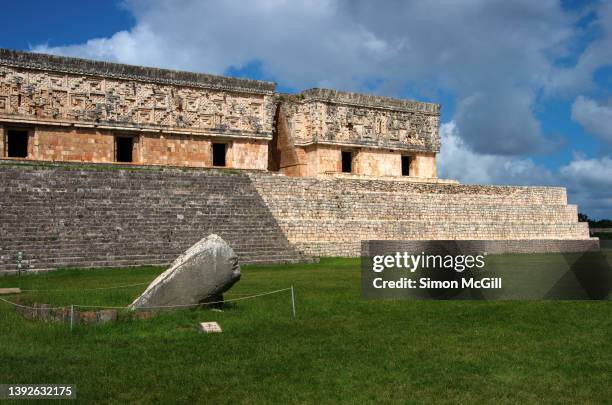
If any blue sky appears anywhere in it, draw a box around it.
[3,0,612,218]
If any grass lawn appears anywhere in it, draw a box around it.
[0,256,611,404]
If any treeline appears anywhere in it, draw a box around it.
[578,213,612,228]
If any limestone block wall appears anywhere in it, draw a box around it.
[29,126,116,163]
[139,133,210,167]
[278,89,441,153]
[0,161,306,274]
[230,139,268,170]
[409,153,436,178]
[307,145,341,175]
[248,173,592,257]
[276,141,437,178]
[0,162,595,273]
[0,49,275,171]
[352,148,401,177]
[0,49,444,178]
[352,149,436,178]
[275,90,440,178]
[138,134,267,169]
[2,125,269,169]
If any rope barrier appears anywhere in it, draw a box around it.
[0,296,67,311]
[0,287,292,311]
[19,282,150,292]
[75,288,292,310]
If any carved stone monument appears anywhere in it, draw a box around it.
[129,234,241,310]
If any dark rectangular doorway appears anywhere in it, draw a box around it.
[212,143,226,167]
[341,151,352,173]
[116,136,133,162]
[401,155,411,176]
[6,129,29,158]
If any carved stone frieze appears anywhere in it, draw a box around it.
[279,89,440,153]
[0,49,275,138]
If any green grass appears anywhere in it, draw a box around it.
[1,257,611,404]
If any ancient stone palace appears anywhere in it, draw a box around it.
[0,48,438,178]
[0,49,595,273]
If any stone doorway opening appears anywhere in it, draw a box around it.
[115,136,134,163]
[341,151,353,173]
[6,129,29,158]
[212,143,227,167]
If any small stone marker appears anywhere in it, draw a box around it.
[199,321,222,333]
[0,288,21,295]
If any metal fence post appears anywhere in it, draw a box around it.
[17,251,23,277]
[291,285,296,319]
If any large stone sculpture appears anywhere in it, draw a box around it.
[129,234,241,310]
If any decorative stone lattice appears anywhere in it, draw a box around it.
[0,49,275,139]
[279,88,440,153]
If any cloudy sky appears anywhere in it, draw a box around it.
[4,0,612,218]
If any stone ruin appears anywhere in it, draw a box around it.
[130,234,241,310]
[12,235,241,324]
[0,48,437,178]
[0,48,597,273]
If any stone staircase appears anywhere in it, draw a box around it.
[248,173,593,257]
[0,161,307,274]
[0,161,595,273]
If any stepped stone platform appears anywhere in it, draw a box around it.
[0,161,308,274]
[247,172,595,257]
[0,160,595,274]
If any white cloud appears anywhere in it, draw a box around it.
[544,1,612,97]
[438,121,612,218]
[571,96,612,143]
[29,0,612,217]
[31,0,591,155]
[559,155,612,219]
[437,121,553,185]
[454,87,554,155]
[560,155,612,189]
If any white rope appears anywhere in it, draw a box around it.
[225,291,281,296]
[75,287,292,310]
[0,296,67,311]
[20,282,150,292]
[0,287,292,311]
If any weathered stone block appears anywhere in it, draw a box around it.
[129,234,241,310]
[0,288,21,295]
[97,309,117,324]
[78,311,97,324]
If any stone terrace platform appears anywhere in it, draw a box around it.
[247,172,593,257]
[0,160,594,274]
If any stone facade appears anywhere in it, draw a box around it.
[271,90,439,178]
[0,49,275,136]
[0,161,309,273]
[0,49,596,273]
[0,49,439,178]
[0,161,593,274]
[0,49,274,170]
[247,173,594,257]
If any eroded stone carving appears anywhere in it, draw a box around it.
[279,89,440,153]
[129,234,241,310]
[0,49,275,137]
[0,49,440,170]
